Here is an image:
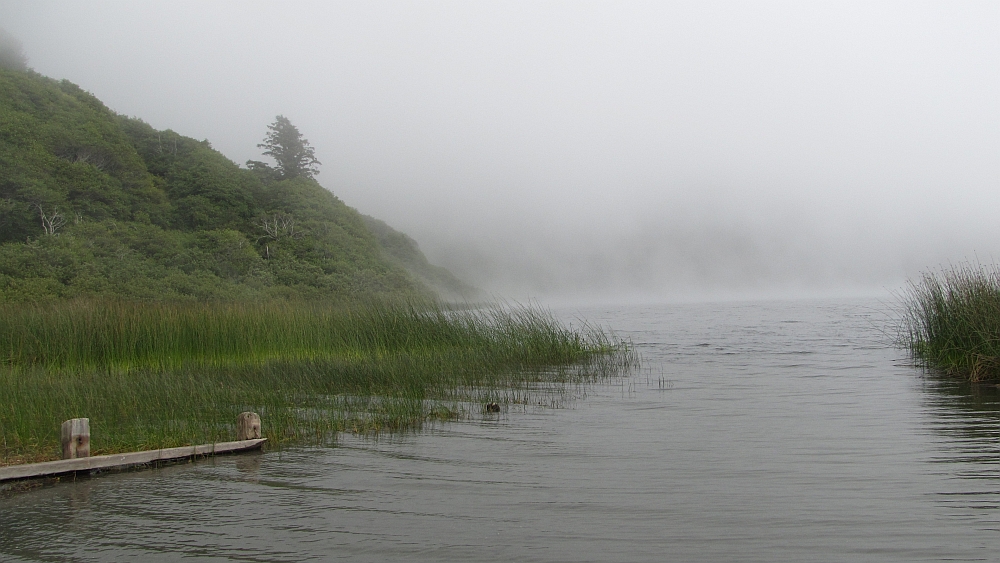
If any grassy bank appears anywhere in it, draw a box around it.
[0,299,636,465]
[900,263,1000,381]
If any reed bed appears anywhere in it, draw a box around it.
[899,263,1000,381]
[0,299,636,465]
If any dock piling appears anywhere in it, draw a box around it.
[236,412,261,440]
[61,418,90,459]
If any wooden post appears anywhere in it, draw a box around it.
[61,418,90,459]
[236,412,261,440]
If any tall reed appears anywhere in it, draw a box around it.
[900,263,1000,381]
[0,299,636,464]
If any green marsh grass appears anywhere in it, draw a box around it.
[900,263,1000,381]
[0,299,636,465]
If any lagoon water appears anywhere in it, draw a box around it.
[4,298,1000,562]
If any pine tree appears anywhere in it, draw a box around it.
[256,115,321,180]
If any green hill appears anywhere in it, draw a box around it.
[361,215,477,301]
[0,66,470,302]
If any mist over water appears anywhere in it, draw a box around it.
[2,1,998,301]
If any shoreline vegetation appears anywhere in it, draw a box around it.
[0,298,637,466]
[900,263,1000,382]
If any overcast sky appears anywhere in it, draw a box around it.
[2,1,998,303]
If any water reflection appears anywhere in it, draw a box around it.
[235,450,264,477]
[920,372,1000,466]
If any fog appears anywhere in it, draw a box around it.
[3,1,998,303]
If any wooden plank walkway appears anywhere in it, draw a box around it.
[0,438,266,484]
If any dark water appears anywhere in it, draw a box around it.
[4,298,1000,562]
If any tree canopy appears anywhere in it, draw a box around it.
[253,115,321,180]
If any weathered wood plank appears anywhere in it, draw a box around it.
[0,438,266,483]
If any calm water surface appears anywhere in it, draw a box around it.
[4,298,1000,562]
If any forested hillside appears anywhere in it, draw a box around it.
[0,65,468,302]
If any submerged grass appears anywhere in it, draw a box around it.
[899,263,1000,382]
[0,299,636,465]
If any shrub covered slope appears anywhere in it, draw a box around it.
[0,66,454,301]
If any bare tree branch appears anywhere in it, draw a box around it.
[37,204,67,236]
[254,212,300,241]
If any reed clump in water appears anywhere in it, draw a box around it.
[900,263,1000,381]
[0,299,636,465]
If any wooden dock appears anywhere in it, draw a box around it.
[0,438,266,484]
